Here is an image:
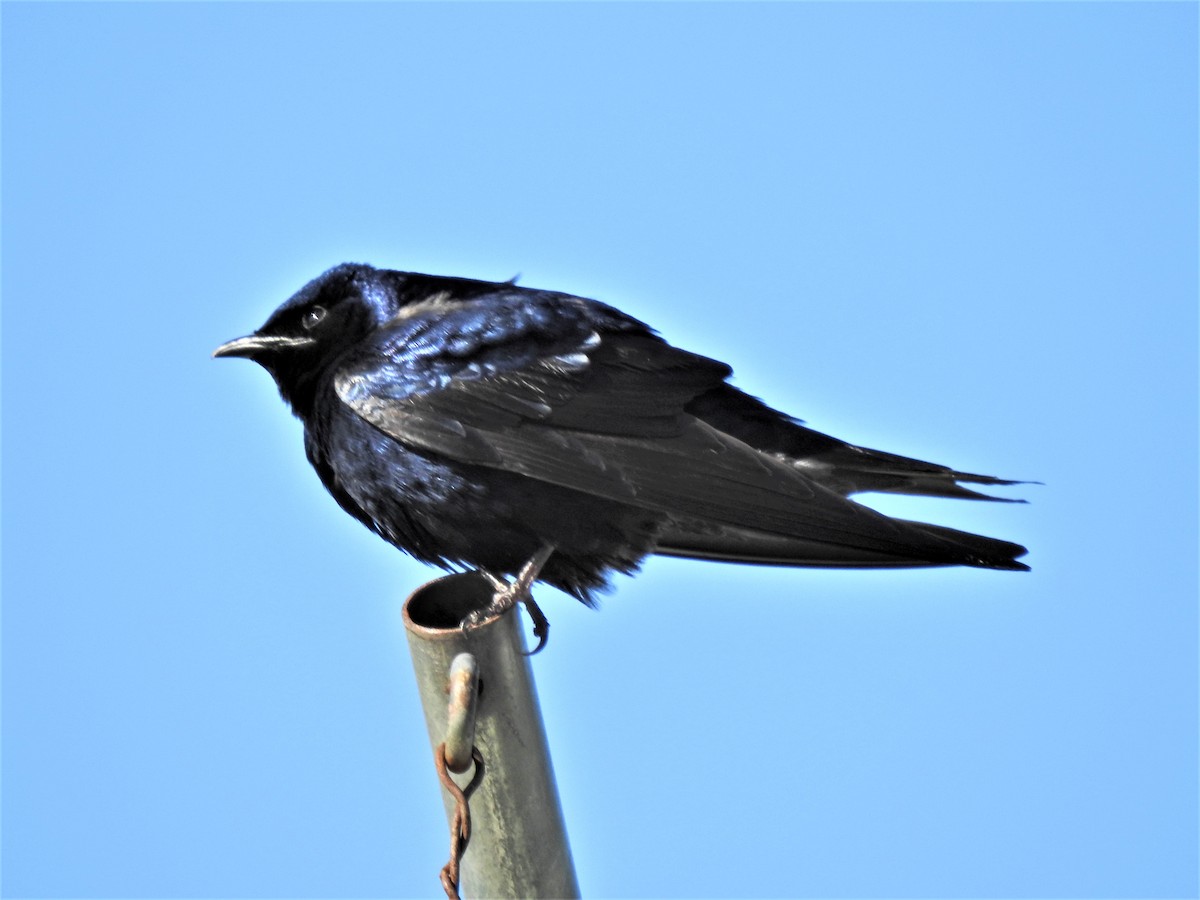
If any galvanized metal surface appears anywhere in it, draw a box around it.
[404,572,580,899]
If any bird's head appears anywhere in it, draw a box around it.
[213,263,401,414]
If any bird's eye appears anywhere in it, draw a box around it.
[302,306,327,330]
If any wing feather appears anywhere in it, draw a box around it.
[330,293,1024,568]
[333,316,943,558]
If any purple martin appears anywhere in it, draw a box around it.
[215,264,1028,645]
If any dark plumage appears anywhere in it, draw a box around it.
[215,263,1029,607]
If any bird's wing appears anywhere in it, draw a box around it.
[331,294,976,561]
[687,384,1030,501]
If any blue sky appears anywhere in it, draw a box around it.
[3,3,1196,898]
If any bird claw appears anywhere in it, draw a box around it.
[518,594,550,656]
[459,605,492,632]
[458,547,555,654]
[457,579,551,655]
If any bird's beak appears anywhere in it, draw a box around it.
[212,334,315,359]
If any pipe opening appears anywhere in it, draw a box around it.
[405,571,497,631]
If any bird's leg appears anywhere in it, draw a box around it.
[464,545,556,654]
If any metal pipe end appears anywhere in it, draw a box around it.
[403,572,502,638]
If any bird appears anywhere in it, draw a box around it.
[215,263,1029,650]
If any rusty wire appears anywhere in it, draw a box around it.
[435,742,485,899]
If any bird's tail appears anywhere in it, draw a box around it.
[654,519,1030,571]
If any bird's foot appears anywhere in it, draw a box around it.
[461,546,555,654]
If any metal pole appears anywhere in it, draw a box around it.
[404,572,580,899]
